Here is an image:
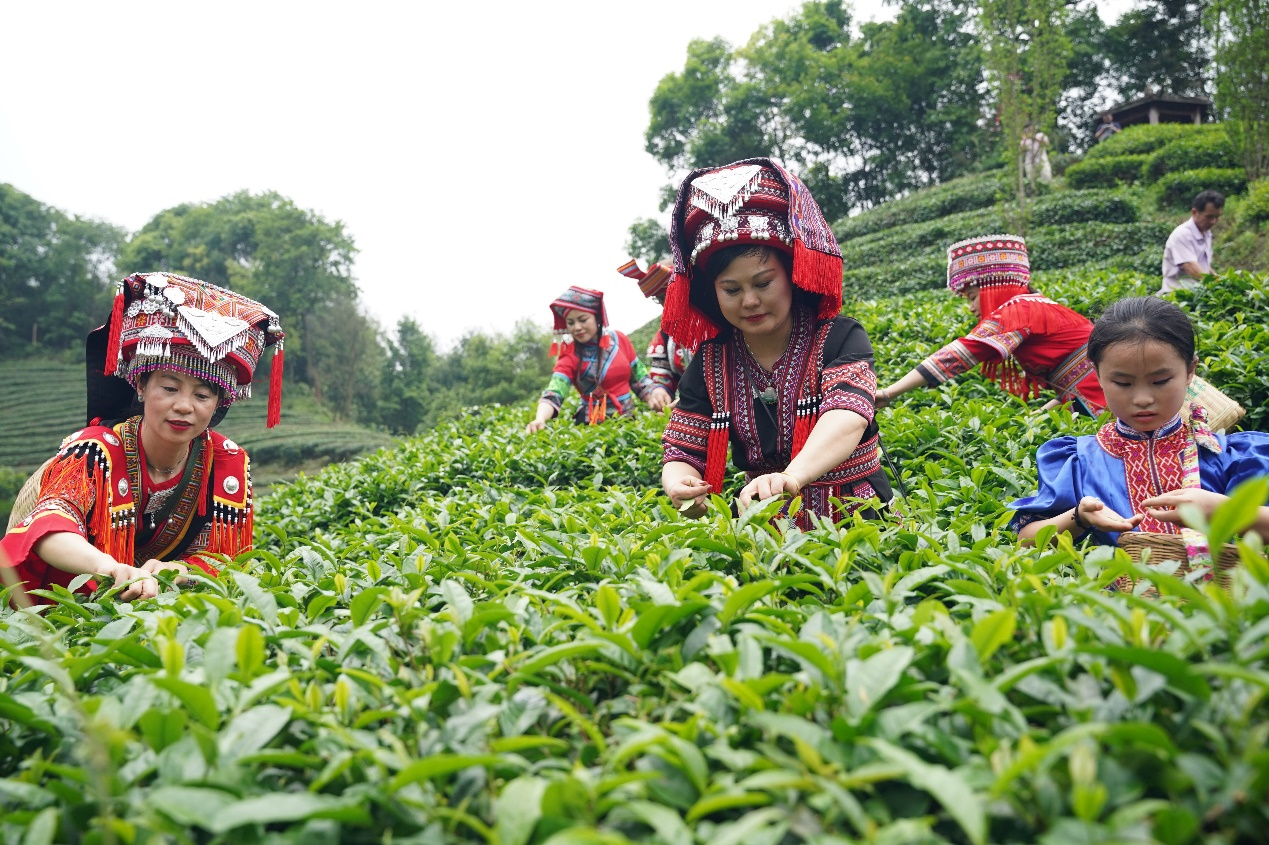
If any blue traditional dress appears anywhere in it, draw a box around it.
[1010,412,1269,546]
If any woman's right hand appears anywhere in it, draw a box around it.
[666,476,710,517]
[96,560,159,601]
[525,418,547,434]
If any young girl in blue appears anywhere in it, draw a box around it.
[1011,297,1269,546]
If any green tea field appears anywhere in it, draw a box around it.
[2,258,1267,842]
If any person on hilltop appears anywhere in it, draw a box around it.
[660,158,892,527]
[1093,111,1122,144]
[617,257,694,397]
[1,272,285,604]
[1160,189,1224,295]
[878,235,1107,416]
[525,286,672,432]
[1009,296,1269,558]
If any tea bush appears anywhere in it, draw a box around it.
[1083,123,1215,160]
[1028,190,1141,227]
[1142,133,1240,182]
[1064,155,1150,189]
[1244,180,1269,225]
[834,172,1008,240]
[843,223,1166,297]
[1155,168,1249,210]
[841,191,1141,271]
[3,269,1268,842]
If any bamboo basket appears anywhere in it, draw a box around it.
[1116,530,1240,594]
[5,459,52,533]
[1187,376,1245,433]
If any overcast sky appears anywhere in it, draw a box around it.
[2,1,1131,346]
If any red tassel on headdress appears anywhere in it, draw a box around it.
[103,282,126,376]
[792,240,844,320]
[266,343,284,428]
[662,272,721,351]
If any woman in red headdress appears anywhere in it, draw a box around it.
[876,235,1106,415]
[525,286,672,433]
[660,159,892,527]
[1,272,284,604]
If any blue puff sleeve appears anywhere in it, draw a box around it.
[1008,436,1081,535]
[1217,431,1269,496]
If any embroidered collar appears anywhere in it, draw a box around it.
[1112,413,1184,441]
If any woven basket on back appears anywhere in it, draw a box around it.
[1187,375,1245,433]
[5,459,52,533]
[1116,530,1240,594]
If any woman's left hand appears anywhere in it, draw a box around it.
[738,472,802,510]
[1139,488,1229,524]
[646,388,674,413]
[140,558,193,586]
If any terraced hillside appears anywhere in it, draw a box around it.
[835,123,1259,298]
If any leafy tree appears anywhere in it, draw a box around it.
[643,1,987,222]
[119,190,358,392]
[306,300,384,422]
[625,218,671,264]
[837,0,987,210]
[980,0,1071,227]
[0,184,125,358]
[1057,4,1114,150]
[378,317,436,435]
[1207,0,1269,179]
[645,37,770,175]
[1103,0,1210,100]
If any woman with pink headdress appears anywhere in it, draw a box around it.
[877,235,1106,416]
[525,286,672,433]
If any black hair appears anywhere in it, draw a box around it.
[1192,189,1226,212]
[1087,297,1196,368]
[692,244,809,329]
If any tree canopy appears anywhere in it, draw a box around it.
[0,184,125,359]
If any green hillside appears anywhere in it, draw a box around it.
[836,124,1265,297]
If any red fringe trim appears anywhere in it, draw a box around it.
[982,359,1042,400]
[208,510,253,557]
[792,240,844,319]
[705,422,728,494]
[266,344,284,428]
[42,451,135,565]
[104,286,125,376]
[791,413,813,458]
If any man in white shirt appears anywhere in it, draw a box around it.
[1160,190,1224,295]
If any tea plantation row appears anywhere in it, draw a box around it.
[1,269,1267,843]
